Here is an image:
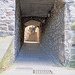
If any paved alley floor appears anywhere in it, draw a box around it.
[1,42,75,75]
[15,43,59,66]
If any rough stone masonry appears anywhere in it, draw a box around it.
[40,6,65,65]
[0,0,15,36]
[0,0,75,67]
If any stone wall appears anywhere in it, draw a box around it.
[63,0,75,67]
[40,0,75,67]
[0,0,15,36]
[15,0,23,56]
[40,5,65,65]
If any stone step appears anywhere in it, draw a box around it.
[15,67,53,74]
[2,66,75,75]
[15,67,33,74]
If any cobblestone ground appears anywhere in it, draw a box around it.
[1,42,75,75]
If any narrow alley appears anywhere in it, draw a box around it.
[1,42,75,75]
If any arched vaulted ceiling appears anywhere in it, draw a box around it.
[25,20,40,26]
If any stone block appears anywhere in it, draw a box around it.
[0,32,8,36]
[65,24,69,29]
[0,24,7,26]
[8,32,13,35]
[70,55,75,60]
[70,61,75,68]
[6,20,14,24]
[65,59,70,67]
[6,11,15,16]
[0,27,7,31]
[71,49,75,54]
[0,31,13,36]
[0,16,6,19]
[8,25,14,31]
[0,9,5,15]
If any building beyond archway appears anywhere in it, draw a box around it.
[24,20,40,42]
[24,25,40,42]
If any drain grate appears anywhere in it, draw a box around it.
[33,70,53,74]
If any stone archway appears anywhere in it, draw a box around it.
[24,20,40,42]
[15,0,75,68]
[24,25,40,42]
[15,0,66,65]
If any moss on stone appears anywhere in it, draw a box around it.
[70,61,75,68]
[0,36,14,73]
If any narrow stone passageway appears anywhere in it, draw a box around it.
[1,43,75,75]
[1,42,61,75]
[15,0,66,66]
[0,0,75,74]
